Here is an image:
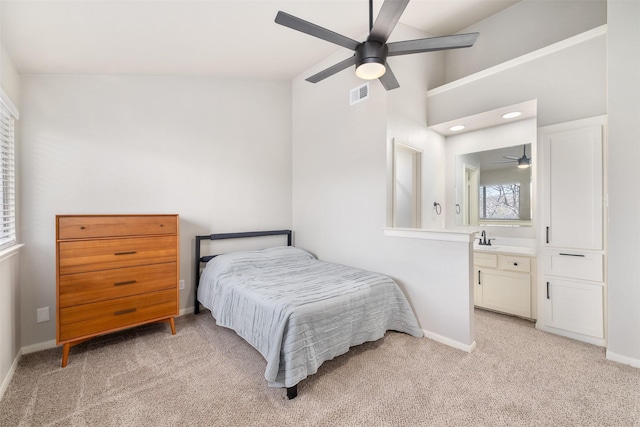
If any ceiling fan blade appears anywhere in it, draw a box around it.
[306,56,357,83]
[503,156,520,160]
[368,0,410,44]
[387,32,479,56]
[491,160,517,164]
[275,11,360,51]
[378,63,400,91]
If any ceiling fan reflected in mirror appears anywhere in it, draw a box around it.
[274,0,480,91]
[492,145,532,168]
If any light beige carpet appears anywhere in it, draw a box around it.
[1,309,639,426]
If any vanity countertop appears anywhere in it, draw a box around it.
[473,244,536,256]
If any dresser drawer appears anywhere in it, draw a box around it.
[499,255,531,273]
[58,236,177,275]
[58,289,177,341]
[58,215,177,240]
[59,262,177,308]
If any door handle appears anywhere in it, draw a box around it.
[546,282,550,299]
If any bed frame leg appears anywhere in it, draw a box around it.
[286,385,298,400]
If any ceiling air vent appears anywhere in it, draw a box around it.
[350,82,369,105]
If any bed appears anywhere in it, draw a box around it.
[194,230,423,399]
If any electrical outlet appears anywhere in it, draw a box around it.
[179,279,185,290]
[37,307,50,323]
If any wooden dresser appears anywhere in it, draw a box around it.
[56,214,179,367]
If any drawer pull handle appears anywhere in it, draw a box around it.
[114,251,137,256]
[478,270,481,285]
[546,282,550,299]
[80,226,86,230]
[513,262,518,266]
[114,280,137,286]
[114,308,137,316]
[559,253,586,257]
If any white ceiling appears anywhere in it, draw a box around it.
[0,0,518,79]
[429,100,537,136]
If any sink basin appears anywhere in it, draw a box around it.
[473,244,536,255]
[474,244,501,251]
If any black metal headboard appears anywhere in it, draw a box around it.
[193,229,292,314]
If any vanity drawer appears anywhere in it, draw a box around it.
[58,215,177,240]
[544,250,603,282]
[474,252,498,268]
[499,255,531,273]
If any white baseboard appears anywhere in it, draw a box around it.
[18,312,194,359]
[535,324,606,347]
[21,339,57,355]
[179,307,195,316]
[606,350,640,369]
[422,329,476,353]
[0,350,22,401]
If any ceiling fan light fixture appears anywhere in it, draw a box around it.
[356,60,386,80]
[275,0,480,90]
[517,157,531,168]
[355,41,388,80]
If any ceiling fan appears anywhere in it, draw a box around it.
[492,145,532,168]
[274,0,479,90]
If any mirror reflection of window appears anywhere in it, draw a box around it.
[479,183,520,220]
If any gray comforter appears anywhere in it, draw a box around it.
[197,246,423,388]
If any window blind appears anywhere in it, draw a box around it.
[0,101,16,249]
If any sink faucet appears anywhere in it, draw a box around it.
[478,230,495,246]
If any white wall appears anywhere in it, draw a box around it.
[1,43,20,107]
[292,25,475,349]
[0,41,21,401]
[428,30,607,129]
[18,75,292,346]
[0,251,20,400]
[445,118,537,239]
[385,26,447,230]
[444,0,606,82]
[606,0,640,366]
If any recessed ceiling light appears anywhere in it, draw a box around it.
[502,111,522,119]
[449,125,465,131]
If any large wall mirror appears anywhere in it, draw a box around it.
[392,138,422,228]
[455,143,532,226]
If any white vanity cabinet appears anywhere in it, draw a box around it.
[542,122,603,250]
[474,251,535,319]
[538,116,606,345]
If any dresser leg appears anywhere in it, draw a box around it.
[169,317,176,335]
[61,343,70,368]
